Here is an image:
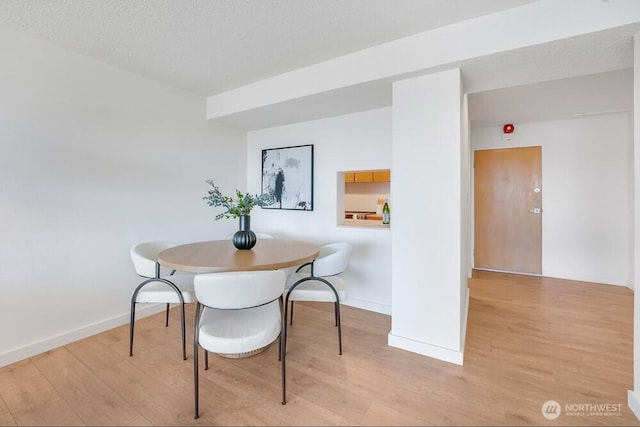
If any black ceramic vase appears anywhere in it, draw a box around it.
[232,215,257,250]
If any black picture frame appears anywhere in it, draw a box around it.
[261,144,314,211]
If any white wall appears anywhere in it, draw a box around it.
[460,93,471,349]
[0,28,247,367]
[247,108,392,314]
[389,69,466,365]
[471,113,632,286]
[627,31,640,418]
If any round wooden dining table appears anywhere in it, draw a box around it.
[157,239,319,273]
[158,238,318,359]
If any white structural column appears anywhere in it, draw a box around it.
[628,32,640,419]
[388,69,467,365]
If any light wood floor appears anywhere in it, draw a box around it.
[0,270,637,425]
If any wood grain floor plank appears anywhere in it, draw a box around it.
[0,270,638,425]
[31,348,142,425]
[0,393,16,426]
[0,358,83,426]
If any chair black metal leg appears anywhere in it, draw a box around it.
[281,308,287,405]
[335,302,343,355]
[283,295,291,349]
[204,350,209,370]
[193,303,201,420]
[194,345,199,419]
[278,296,283,362]
[286,276,344,355]
[180,302,187,360]
[131,277,187,358]
[129,301,136,357]
[289,300,294,325]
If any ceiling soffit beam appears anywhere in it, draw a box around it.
[206,0,640,121]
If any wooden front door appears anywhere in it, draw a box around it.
[474,146,542,274]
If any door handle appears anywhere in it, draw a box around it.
[529,208,543,214]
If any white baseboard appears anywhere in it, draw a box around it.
[343,297,391,315]
[628,390,640,421]
[0,297,391,369]
[541,269,628,288]
[387,333,464,365]
[0,304,164,368]
[475,267,630,288]
[460,288,470,351]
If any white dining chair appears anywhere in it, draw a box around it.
[192,270,286,419]
[284,242,352,355]
[129,241,195,360]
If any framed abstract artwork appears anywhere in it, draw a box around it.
[261,144,314,211]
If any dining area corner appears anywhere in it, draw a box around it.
[130,235,353,420]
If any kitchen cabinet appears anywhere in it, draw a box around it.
[344,169,391,183]
[354,171,373,182]
[373,170,391,182]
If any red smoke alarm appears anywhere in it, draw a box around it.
[503,123,515,134]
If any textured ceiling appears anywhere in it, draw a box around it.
[0,0,536,96]
[468,68,634,129]
[465,24,638,128]
[0,0,635,129]
[212,23,639,130]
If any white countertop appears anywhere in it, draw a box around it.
[340,219,390,229]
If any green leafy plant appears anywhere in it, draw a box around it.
[203,180,274,220]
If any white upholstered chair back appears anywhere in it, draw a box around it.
[192,269,287,418]
[130,241,177,278]
[194,270,285,309]
[311,242,352,277]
